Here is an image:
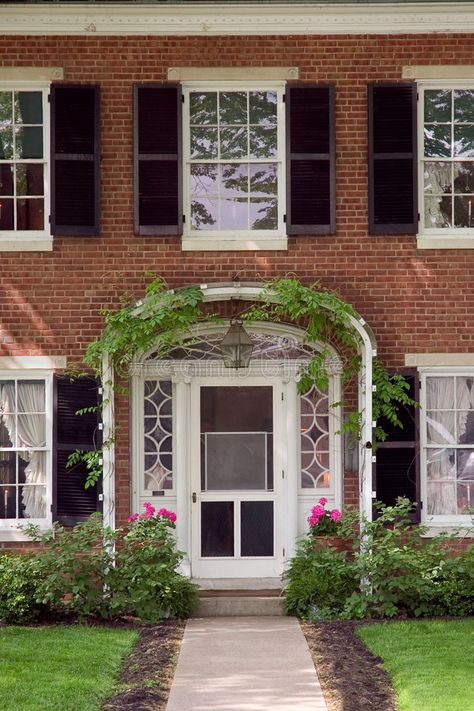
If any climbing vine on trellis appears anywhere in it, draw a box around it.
[69,276,417,486]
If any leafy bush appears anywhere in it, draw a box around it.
[0,553,51,624]
[284,539,358,620]
[109,503,198,621]
[284,498,474,621]
[24,507,198,622]
[25,514,115,618]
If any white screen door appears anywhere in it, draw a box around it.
[190,379,283,578]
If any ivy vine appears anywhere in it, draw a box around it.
[68,276,417,486]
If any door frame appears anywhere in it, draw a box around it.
[190,376,285,579]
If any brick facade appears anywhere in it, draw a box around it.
[1,31,474,534]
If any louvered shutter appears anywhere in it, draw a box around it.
[53,376,102,525]
[374,373,420,522]
[286,84,335,235]
[368,83,418,235]
[134,84,182,235]
[50,84,101,235]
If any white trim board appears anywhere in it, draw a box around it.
[4,3,474,37]
[405,353,474,367]
[0,356,66,369]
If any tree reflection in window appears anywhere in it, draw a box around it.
[188,89,279,231]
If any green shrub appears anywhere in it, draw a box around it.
[430,544,474,616]
[109,506,198,621]
[284,539,358,619]
[0,553,51,624]
[25,514,115,619]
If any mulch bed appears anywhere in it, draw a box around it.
[102,621,185,711]
[301,620,398,711]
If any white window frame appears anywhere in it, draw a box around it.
[0,80,52,252]
[417,80,474,249]
[0,371,53,539]
[181,81,287,251]
[420,366,474,526]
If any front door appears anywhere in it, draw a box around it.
[190,379,283,578]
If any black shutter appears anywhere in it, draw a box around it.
[368,83,418,235]
[134,84,182,235]
[53,376,102,526]
[50,84,101,235]
[374,373,420,522]
[286,84,335,235]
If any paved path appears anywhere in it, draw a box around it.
[166,616,328,711]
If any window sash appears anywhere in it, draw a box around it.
[182,82,286,238]
[419,83,474,235]
[0,85,49,236]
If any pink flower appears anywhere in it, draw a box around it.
[318,497,327,506]
[311,505,325,517]
[158,508,177,523]
[127,513,139,523]
[143,502,155,516]
[330,509,342,522]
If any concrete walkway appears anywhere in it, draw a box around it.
[166,616,328,711]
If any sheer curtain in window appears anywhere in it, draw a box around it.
[426,377,471,515]
[0,382,46,518]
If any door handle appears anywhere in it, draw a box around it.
[192,492,197,503]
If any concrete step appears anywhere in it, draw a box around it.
[194,594,285,617]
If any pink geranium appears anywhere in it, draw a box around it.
[307,497,343,536]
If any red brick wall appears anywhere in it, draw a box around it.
[2,33,474,525]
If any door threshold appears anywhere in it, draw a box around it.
[192,577,283,590]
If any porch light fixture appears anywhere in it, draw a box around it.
[220,320,254,368]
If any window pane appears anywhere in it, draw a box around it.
[426,377,455,409]
[0,452,16,483]
[17,198,44,230]
[249,91,277,125]
[426,411,455,444]
[14,92,43,125]
[19,484,47,519]
[250,164,277,195]
[220,126,247,159]
[18,381,45,411]
[457,411,474,443]
[16,164,44,196]
[453,162,474,193]
[456,376,474,406]
[191,164,218,196]
[0,91,13,124]
[143,380,173,492]
[241,501,274,557]
[454,125,474,157]
[221,197,248,230]
[204,432,268,490]
[15,127,43,159]
[220,92,247,125]
[249,126,277,159]
[457,448,474,479]
[0,485,16,518]
[424,125,451,158]
[221,164,248,196]
[424,90,451,123]
[190,127,218,159]
[201,501,234,557]
[0,164,14,196]
[454,196,474,227]
[190,92,217,125]
[0,128,13,159]
[191,198,218,229]
[424,195,452,228]
[426,447,456,515]
[0,199,13,230]
[250,198,277,230]
[457,481,474,513]
[454,90,474,123]
[17,414,45,448]
[424,162,451,194]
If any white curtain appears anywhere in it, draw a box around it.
[0,382,46,519]
[426,377,472,515]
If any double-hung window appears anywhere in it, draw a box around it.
[421,85,474,234]
[0,84,49,241]
[0,374,52,525]
[183,83,285,243]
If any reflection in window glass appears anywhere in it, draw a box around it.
[188,89,279,232]
[0,90,46,231]
[423,88,474,231]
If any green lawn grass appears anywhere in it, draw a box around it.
[358,619,474,711]
[0,625,139,711]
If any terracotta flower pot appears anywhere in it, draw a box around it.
[313,535,352,554]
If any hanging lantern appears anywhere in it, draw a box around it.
[220,320,254,369]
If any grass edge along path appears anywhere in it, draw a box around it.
[0,625,139,711]
[357,618,474,711]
